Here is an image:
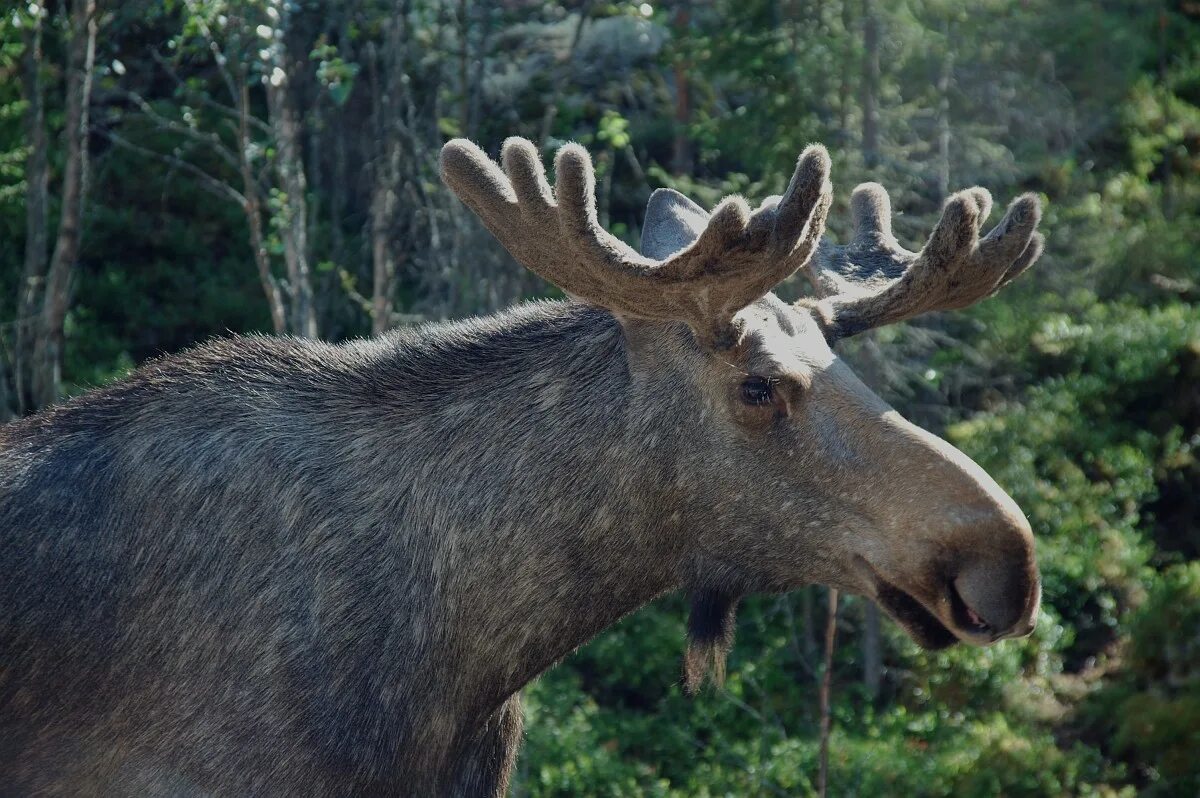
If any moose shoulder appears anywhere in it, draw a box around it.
[0,137,1044,796]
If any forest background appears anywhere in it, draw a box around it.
[1,0,1198,795]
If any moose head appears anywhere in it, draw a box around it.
[441,137,1044,689]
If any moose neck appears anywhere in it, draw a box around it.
[365,302,688,726]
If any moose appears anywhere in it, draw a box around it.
[0,136,1044,796]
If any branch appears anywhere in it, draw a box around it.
[181,1,243,112]
[339,268,425,328]
[150,49,272,136]
[117,88,240,172]
[100,129,246,207]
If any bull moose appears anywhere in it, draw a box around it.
[0,136,1044,795]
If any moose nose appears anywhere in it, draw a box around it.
[952,549,1040,640]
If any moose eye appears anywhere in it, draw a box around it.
[739,376,774,406]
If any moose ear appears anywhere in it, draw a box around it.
[640,188,710,259]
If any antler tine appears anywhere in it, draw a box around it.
[440,138,518,222]
[551,142,651,270]
[501,137,555,212]
[772,145,834,247]
[441,137,833,343]
[850,182,896,244]
[1000,230,1046,287]
[804,182,1044,339]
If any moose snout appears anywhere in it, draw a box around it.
[891,419,1041,644]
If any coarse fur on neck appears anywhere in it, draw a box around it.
[325,300,704,761]
[0,299,708,794]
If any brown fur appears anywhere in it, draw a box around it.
[804,182,1045,338]
[439,137,832,346]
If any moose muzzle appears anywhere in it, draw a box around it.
[853,412,1041,649]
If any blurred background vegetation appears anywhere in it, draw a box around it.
[1,0,1198,795]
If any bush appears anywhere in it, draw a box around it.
[1076,563,1200,796]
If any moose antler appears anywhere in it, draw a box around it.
[440,137,832,344]
[802,182,1045,339]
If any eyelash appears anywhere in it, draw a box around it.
[739,376,777,406]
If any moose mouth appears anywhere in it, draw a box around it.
[870,573,997,650]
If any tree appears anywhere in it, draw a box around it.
[367,0,408,335]
[108,0,321,337]
[263,0,317,338]
[14,3,48,414]
[32,0,97,408]
[860,0,879,168]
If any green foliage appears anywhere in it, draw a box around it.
[311,39,358,106]
[1125,562,1200,684]
[949,301,1198,663]
[1080,563,1200,795]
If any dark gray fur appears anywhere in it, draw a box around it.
[1,302,700,795]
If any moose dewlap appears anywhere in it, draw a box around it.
[0,136,1044,796]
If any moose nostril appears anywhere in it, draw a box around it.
[952,557,1033,636]
[946,578,994,636]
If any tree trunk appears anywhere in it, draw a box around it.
[936,20,952,200]
[370,149,400,336]
[0,314,13,421]
[32,0,96,409]
[367,3,410,336]
[671,2,692,175]
[457,0,470,136]
[237,78,287,335]
[16,9,49,415]
[860,0,879,168]
[0,349,12,422]
[330,113,348,274]
[268,89,317,338]
[839,0,854,141]
[817,587,839,798]
[321,87,349,335]
[863,601,882,700]
[266,0,317,339]
[538,3,591,145]
[467,3,488,141]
